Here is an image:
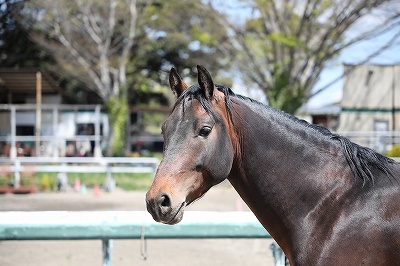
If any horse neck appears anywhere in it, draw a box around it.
[227,99,353,253]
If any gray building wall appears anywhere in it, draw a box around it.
[338,64,400,132]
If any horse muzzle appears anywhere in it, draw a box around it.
[145,192,186,225]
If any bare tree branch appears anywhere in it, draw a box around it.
[52,8,107,98]
[20,0,139,103]
[216,0,399,112]
[309,28,400,100]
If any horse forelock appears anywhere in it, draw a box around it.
[173,84,234,114]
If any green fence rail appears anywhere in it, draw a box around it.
[0,211,273,266]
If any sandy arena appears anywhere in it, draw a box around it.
[0,180,275,266]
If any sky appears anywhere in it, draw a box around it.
[308,22,400,108]
[219,0,400,109]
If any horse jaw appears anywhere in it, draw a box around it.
[146,170,211,225]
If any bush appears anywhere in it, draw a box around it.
[386,145,400,157]
[41,175,50,192]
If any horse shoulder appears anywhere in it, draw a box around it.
[314,183,400,265]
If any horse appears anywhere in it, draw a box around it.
[146,65,400,265]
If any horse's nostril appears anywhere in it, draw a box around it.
[195,164,203,172]
[159,194,171,208]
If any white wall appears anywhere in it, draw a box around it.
[338,64,400,132]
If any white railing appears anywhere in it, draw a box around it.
[338,131,400,155]
[0,156,159,191]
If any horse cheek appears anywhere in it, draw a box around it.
[206,136,234,184]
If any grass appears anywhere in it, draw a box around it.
[0,172,154,191]
[0,153,163,192]
[53,172,153,191]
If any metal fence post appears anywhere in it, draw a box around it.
[104,164,116,192]
[13,159,21,188]
[57,162,68,191]
[270,242,288,266]
[102,239,113,266]
[10,105,17,159]
[94,105,102,158]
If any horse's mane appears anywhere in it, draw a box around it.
[174,84,396,186]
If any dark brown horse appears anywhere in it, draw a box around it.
[146,65,400,265]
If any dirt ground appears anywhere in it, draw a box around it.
[0,180,276,266]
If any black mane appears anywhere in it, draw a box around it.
[174,84,396,186]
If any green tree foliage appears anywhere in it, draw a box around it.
[213,0,399,113]
[17,0,139,155]
[0,0,104,104]
[10,0,231,155]
[106,95,128,156]
[0,0,53,68]
[128,0,231,106]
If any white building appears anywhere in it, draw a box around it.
[0,68,108,158]
[338,64,400,132]
[338,64,400,153]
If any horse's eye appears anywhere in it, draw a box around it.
[199,126,212,137]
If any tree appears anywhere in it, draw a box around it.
[211,0,400,114]
[0,0,53,68]
[127,0,232,105]
[18,0,137,156]
[0,1,103,105]
[17,0,232,155]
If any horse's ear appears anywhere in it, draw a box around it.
[169,68,188,98]
[197,65,214,99]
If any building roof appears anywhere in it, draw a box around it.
[0,68,60,94]
[298,102,341,116]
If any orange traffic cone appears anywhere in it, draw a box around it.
[74,178,81,192]
[94,184,100,197]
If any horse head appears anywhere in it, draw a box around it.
[146,65,236,224]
